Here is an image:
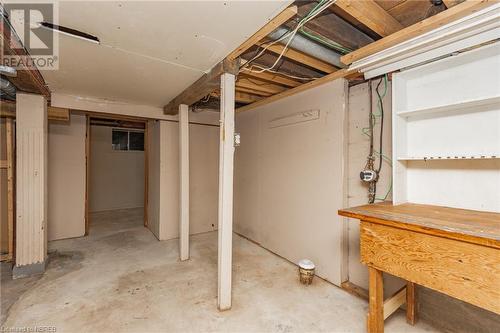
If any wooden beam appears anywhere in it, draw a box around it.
[179,104,190,261]
[334,0,403,37]
[1,101,70,121]
[236,78,286,95]
[235,91,263,104]
[237,68,356,113]
[164,58,239,115]
[262,43,338,73]
[240,71,301,87]
[341,0,494,65]
[0,160,7,168]
[218,73,235,311]
[227,5,298,61]
[443,0,466,8]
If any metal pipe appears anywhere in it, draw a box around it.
[267,27,345,68]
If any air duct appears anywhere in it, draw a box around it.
[1,76,17,100]
[267,27,345,69]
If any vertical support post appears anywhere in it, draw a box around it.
[179,104,190,261]
[368,267,384,333]
[218,73,235,311]
[144,121,149,228]
[14,93,48,278]
[85,116,90,236]
[406,281,417,325]
[6,118,14,261]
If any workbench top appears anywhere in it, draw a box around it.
[338,202,500,249]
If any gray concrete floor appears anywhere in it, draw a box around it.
[2,208,440,332]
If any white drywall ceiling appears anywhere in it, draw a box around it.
[42,0,292,107]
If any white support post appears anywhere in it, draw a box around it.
[217,73,235,311]
[179,104,190,261]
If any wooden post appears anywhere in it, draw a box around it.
[217,73,235,311]
[406,281,417,325]
[179,104,190,261]
[6,118,14,261]
[85,116,90,236]
[144,121,149,228]
[368,267,384,333]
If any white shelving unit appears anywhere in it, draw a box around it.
[392,42,500,212]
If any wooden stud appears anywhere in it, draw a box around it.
[237,68,357,113]
[368,267,384,333]
[240,71,301,87]
[334,0,403,37]
[144,121,149,228]
[179,104,190,261]
[406,282,417,325]
[6,118,14,262]
[341,0,495,65]
[261,43,338,73]
[217,73,235,311]
[227,5,298,60]
[85,116,90,236]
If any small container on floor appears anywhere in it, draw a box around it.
[298,259,315,285]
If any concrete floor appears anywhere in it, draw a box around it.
[2,208,440,332]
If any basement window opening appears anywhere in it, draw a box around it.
[112,129,144,151]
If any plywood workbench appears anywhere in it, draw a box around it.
[339,202,500,333]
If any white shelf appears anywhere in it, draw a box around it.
[397,95,500,118]
[397,154,499,161]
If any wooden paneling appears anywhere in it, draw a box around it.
[360,221,500,314]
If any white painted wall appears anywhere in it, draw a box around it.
[148,120,219,241]
[89,125,145,212]
[234,79,348,286]
[48,115,86,241]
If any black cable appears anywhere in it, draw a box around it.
[375,76,385,173]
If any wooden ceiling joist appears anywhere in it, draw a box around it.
[227,5,298,61]
[163,58,239,115]
[236,68,357,113]
[341,0,495,66]
[236,78,286,95]
[261,42,338,73]
[334,0,404,37]
[235,91,263,104]
[235,86,273,97]
[240,70,301,87]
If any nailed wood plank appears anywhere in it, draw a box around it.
[262,43,338,73]
[227,6,298,61]
[383,286,406,320]
[341,0,495,65]
[236,68,356,113]
[240,71,301,87]
[360,221,500,314]
[236,77,286,95]
[164,58,239,115]
[334,0,403,37]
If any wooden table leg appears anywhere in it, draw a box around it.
[406,281,417,325]
[368,267,384,333]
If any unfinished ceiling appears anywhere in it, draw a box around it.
[40,0,292,107]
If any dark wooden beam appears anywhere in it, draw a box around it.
[0,15,50,97]
[1,100,69,121]
[163,58,239,115]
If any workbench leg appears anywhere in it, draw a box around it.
[368,267,384,333]
[406,281,417,325]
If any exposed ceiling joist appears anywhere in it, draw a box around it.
[227,5,298,61]
[235,91,263,104]
[236,78,286,95]
[333,0,404,37]
[260,43,338,73]
[236,68,357,113]
[235,86,273,97]
[163,58,239,115]
[240,71,301,87]
[340,0,495,65]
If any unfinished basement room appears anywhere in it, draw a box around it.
[0,0,499,332]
